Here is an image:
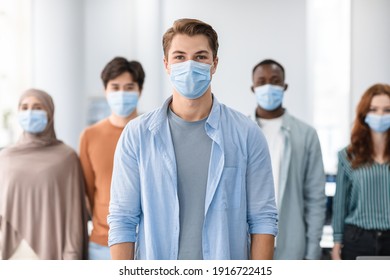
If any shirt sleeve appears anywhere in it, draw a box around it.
[107,124,141,246]
[79,130,96,213]
[246,124,278,237]
[302,129,327,260]
[332,151,351,243]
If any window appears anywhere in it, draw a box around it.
[0,0,31,147]
[307,0,351,251]
[307,0,351,175]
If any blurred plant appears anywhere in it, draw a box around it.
[2,109,12,129]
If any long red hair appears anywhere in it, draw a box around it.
[347,83,390,168]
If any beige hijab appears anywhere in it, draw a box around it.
[0,89,88,259]
[13,88,60,148]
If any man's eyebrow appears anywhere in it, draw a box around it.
[171,50,210,55]
[110,82,135,85]
[171,50,186,54]
[195,50,210,54]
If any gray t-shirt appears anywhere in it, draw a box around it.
[168,108,212,260]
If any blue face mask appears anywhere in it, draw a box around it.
[18,110,48,134]
[107,91,139,117]
[254,84,284,111]
[364,113,390,133]
[169,60,212,99]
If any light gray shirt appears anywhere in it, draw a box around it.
[168,108,212,260]
[251,110,326,259]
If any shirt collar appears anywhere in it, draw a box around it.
[253,109,291,131]
[149,94,221,133]
[205,95,221,130]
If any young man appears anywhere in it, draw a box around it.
[79,57,145,259]
[251,59,326,259]
[108,19,278,260]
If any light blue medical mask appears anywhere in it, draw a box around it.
[169,60,212,99]
[254,84,284,111]
[364,113,390,133]
[18,110,48,134]
[107,91,139,117]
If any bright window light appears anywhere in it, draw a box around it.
[0,0,31,147]
[307,0,351,175]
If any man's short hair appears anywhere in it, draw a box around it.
[252,59,285,80]
[162,18,219,60]
[101,57,145,90]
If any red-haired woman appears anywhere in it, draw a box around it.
[331,83,390,260]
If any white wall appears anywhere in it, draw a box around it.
[31,0,84,149]
[0,0,31,146]
[84,0,136,98]
[133,0,166,112]
[350,0,390,120]
[84,0,165,122]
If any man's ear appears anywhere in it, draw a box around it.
[163,57,170,74]
[251,85,255,93]
[284,83,288,91]
[211,57,219,75]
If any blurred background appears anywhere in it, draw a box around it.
[1,0,389,257]
[1,0,390,174]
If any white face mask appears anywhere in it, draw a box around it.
[169,60,212,99]
[106,91,139,117]
[365,113,390,133]
[18,110,48,134]
[254,84,284,111]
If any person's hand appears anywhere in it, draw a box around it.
[331,243,342,260]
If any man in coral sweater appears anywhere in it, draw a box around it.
[79,57,145,259]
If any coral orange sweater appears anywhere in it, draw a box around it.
[79,119,123,246]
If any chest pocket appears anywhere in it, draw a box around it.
[211,167,242,210]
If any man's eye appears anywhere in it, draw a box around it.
[256,81,266,86]
[175,56,185,60]
[196,55,206,60]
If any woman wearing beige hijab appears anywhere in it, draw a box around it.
[0,89,88,260]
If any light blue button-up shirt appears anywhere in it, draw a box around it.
[108,96,278,260]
